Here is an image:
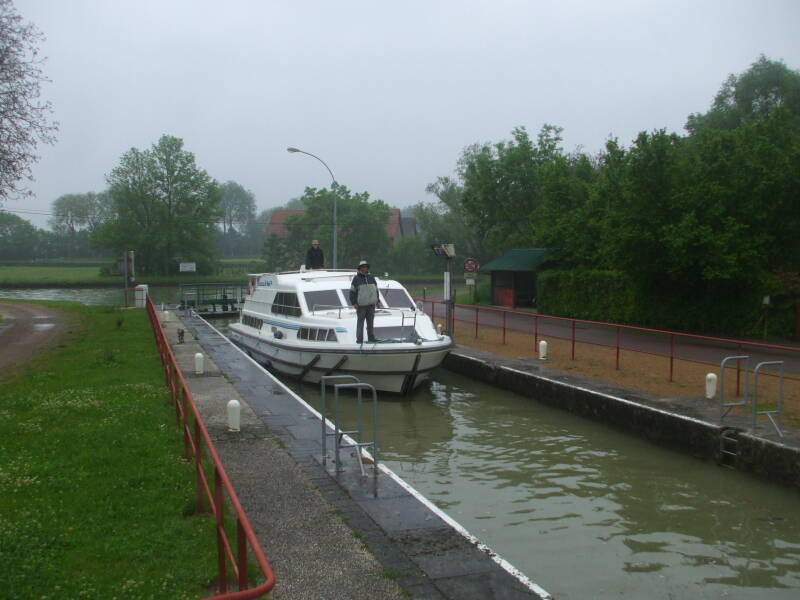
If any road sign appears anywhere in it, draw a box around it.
[463,257,479,273]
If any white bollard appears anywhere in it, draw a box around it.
[705,373,717,399]
[539,339,548,361]
[194,352,204,375]
[164,310,169,322]
[227,399,241,432]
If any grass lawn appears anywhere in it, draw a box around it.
[0,301,218,599]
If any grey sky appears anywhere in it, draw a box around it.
[8,0,800,229]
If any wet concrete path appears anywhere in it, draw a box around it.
[162,310,549,600]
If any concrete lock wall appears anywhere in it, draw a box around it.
[443,352,800,492]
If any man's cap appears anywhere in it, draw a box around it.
[312,240,319,244]
[358,260,370,268]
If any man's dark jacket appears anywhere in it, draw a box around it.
[305,246,324,269]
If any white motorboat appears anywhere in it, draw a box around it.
[227,269,453,395]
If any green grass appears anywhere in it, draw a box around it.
[0,302,217,599]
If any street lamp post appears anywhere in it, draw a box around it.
[287,147,338,269]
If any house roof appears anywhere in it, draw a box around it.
[479,248,550,273]
[265,210,305,237]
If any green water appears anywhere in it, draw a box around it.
[294,371,800,599]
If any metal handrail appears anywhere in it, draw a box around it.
[719,355,750,422]
[753,361,785,437]
[146,296,275,598]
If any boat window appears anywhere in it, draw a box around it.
[374,325,416,340]
[272,292,301,317]
[304,290,343,312]
[298,327,338,342]
[380,288,415,309]
[242,314,264,330]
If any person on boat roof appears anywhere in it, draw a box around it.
[350,260,378,344]
[305,240,324,269]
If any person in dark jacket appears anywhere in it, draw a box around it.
[305,240,324,269]
[349,260,378,344]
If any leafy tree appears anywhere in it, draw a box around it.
[416,176,488,263]
[215,180,257,257]
[219,180,255,234]
[0,0,57,203]
[262,185,391,270]
[0,210,38,258]
[686,55,800,134]
[385,235,439,275]
[459,125,565,256]
[94,135,221,274]
[48,192,107,257]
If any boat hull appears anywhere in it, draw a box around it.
[228,327,450,395]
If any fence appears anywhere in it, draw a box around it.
[146,295,275,598]
[421,299,800,398]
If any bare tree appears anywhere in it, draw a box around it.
[0,0,57,203]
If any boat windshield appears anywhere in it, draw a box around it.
[304,289,343,312]
[380,288,415,309]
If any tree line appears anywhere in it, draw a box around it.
[414,56,800,337]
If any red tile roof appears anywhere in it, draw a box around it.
[265,210,305,237]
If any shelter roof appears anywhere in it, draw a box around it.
[478,248,550,273]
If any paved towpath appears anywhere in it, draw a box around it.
[161,309,549,600]
[417,295,800,374]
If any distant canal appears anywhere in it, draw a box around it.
[0,287,181,306]
[6,289,800,598]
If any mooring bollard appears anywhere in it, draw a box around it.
[539,339,548,361]
[705,373,717,399]
[227,399,241,432]
[194,352,204,375]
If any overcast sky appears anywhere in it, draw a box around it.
[8,0,800,229]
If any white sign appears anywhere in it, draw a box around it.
[179,262,197,273]
[465,278,475,286]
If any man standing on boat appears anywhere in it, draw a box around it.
[350,260,378,344]
[305,240,324,269]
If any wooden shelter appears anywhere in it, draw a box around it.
[479,248,550,308]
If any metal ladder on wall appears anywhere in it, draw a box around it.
[319,375,380,498]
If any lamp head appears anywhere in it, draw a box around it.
[286,147,300,153]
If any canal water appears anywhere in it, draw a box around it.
[293,370,800,599]
[4,289,800,598]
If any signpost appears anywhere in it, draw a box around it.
[463,257,479,302]
[431,244,456,339]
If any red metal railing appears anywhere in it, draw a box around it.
[420,299,800,391]
[146,296,275,598]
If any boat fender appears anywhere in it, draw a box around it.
[274,330,283,339]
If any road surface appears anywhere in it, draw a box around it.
[0,302,68,373]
